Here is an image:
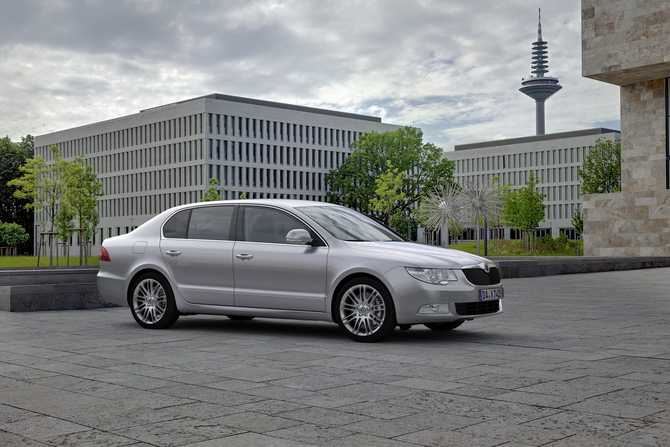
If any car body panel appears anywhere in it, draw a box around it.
[160,238,236,306]
[97,199,503,332]
[233,241,328,311]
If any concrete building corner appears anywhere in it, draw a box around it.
[581,0,670,256]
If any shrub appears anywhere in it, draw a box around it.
[0,222,29,247]
[488,234,578,256]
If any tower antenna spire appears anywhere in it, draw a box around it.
[519,10,561,135]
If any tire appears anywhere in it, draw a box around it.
[424,320,465,332]
[227,316,255,321]
[335,277,396,342]
[129,272,180,329]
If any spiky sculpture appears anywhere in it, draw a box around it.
[461,179,503,256]
[420,184,467,248]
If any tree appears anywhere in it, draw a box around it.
[369,161,406,228]
[9,145,72,259]
[201,178,222,202]
[503,173,546,252]
[325,126,455,236]
[0,135,34,253]
[571,209,583,239]
[578,137,621,194]
[58,155,103,258]
[0,222,29,255]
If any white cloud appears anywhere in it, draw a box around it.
[0,0,620,152]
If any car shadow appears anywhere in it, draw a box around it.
[160,315,503,344]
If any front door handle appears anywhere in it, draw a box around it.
[165,250,182,257]
[235,253,254,261]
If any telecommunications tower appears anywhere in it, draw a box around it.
[519,9,561,135]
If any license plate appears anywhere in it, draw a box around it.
[479,287,503,301]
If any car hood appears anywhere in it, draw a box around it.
[342,241,493,269]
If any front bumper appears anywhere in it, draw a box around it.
[384,266,504,325]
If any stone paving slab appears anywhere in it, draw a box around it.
[0,267,669,446]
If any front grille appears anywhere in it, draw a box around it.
[462,267,500,285]
[455,300,501,316]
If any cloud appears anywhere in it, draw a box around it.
[0,0,620,151]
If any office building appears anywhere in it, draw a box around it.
[34,93,402,250]
[443,128,620,239]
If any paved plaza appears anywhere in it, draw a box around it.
[1,268,669,446]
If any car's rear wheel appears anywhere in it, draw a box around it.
[227,315,255,321]
[130,273,180,329]
[424,320,465,331]
[335,277,396,342]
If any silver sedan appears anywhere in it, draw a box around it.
[97,200,503,342]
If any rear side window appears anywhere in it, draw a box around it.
[163,206,235,240]
[188,206,234,240]
[163,210,190,239]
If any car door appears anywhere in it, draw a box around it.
[160,205,237,306]
[233,205,328,312]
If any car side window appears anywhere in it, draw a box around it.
[163,210,190,239]
[243,207,309,244]
[188,206,235,241]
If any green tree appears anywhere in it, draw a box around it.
[201,178,222,202]
[571,209,583,239]
[0,222,30,254]
[0,135,34,252]
[578,137,621,194]
[59,155,103,258]
[325,126,454,235]
[503,173,546,252]
[369,161,406,228]
[9,145,72,259]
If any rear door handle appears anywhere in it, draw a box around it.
[165,250,182,257]
[235,253,254,261]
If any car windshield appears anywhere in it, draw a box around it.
[297,206,403,242]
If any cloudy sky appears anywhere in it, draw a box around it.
[1,0,620,151]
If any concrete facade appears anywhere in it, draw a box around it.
[34,94,401,253]
[443,128,620,239]
[581,0,670,256]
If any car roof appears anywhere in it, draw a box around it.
[174,199,340,210]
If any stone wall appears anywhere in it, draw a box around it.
[582,0,670,85]
[0,268,118,312]
[620,79,667,192]
[582,0,670,256]
[583,190,670,256]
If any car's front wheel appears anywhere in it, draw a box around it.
[424,320,465,331]
[130,273,180,329]
[335,277,396,342]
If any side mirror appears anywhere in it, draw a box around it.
[286,229,312,245]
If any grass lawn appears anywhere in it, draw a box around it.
[447,240,583,256]
[0,239,583,267]
[0,256,100,268]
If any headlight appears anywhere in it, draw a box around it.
[405,267,458,285]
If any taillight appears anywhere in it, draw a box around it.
[100,246,111,262]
